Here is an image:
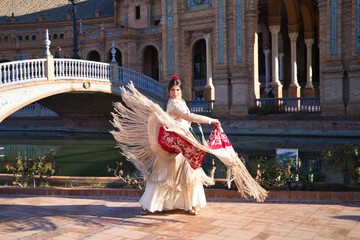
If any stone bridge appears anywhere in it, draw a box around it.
[0,39,165,130]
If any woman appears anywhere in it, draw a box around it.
[139,75,220,215]
[111,75,267,216]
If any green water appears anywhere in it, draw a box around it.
[1,131,359,184]
[0,132,135,177]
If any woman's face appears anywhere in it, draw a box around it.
[170,85,182,100]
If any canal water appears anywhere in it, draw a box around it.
[0,131,359,184]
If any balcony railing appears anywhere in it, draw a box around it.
[255,97,321,113]
[187,100,215,114]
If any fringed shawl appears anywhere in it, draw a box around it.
[110,83,267,202]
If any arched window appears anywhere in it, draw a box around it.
[143,46,159,81]
[4,36,8,42]
[53,34,58,39]
[32,35,36,40]
[18,35,23,41]
[60,33,64,39]
[25,35,30,41]
[87,50,101,62]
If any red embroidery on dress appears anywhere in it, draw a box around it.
[207,125,232,149]
[157,126,232,169]
[158,127,206,169]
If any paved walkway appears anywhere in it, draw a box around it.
[0,195,359,240]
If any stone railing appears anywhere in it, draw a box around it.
[255,97,321,113]
[118,67,165,98]
[0,59,47,84]
[54,59,110,81]
[186,100,215,114]
[0,58,165,100]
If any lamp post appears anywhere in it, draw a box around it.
[69,0,81,59]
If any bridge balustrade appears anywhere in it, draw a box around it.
[255,97,321,113]
[186,100,215,114]
[118,67,165,98]
[0,59,46,85]
[0,58,165,100]
[54,59,110,81]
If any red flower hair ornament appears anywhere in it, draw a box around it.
[171,75,179,81]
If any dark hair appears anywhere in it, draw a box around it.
[168,76,183,92]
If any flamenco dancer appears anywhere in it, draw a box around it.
[111,75,267,215]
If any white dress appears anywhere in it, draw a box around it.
[111,83,267,208]
[139,98,214,213]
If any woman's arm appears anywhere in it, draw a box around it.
[169,99,220,125]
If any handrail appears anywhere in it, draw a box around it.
[0,59,47,85]
[118,67,165,99]
[54,59,110,81]
[255,97,321,113]
[186,100,215,114]
[0,58,165,100]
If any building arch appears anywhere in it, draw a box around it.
[87,50,101,62]
[142,45,159,81]
[283,0,300,27]
[190,37,207,100]
[300,0,315,38]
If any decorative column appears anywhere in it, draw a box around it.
[279,53,284,84]
[263,49,271,89]
[44,29,54,81]
[204,33,214,100]
[269,25,282,98]
[304,38,315,97]
[110,41,119,81]
[288,32,300,97]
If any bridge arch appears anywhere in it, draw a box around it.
[0,58,165,128]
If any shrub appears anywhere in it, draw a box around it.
[322,144,360,185]
[246,156,297,190]
[5,150,56,187]
[107,161,146,189]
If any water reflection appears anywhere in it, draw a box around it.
[0,132,359,184]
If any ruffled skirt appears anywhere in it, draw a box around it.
[139,153,209,213]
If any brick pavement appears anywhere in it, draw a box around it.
[0,195,359,240]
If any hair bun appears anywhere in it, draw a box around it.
[171,75,179,81]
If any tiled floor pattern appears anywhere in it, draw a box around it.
[0,195,359,240]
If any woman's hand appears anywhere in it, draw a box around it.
[211,119,221,126]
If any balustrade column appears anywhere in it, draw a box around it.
[288,32,300,97]
[263,49,271,89]
[304,38,315,97]
[269,25,282,98]
[204,33,214,100]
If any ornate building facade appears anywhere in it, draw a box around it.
[0,0,359,116]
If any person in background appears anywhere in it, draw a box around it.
[54,46,66,58]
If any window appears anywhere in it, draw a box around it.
[32,35,36,40]
[136,6,140,19]
[53,34,58,39]
[18,35,23,41]
[25,35,30,41]
[60,33,64,39]
[4,36,8,42]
